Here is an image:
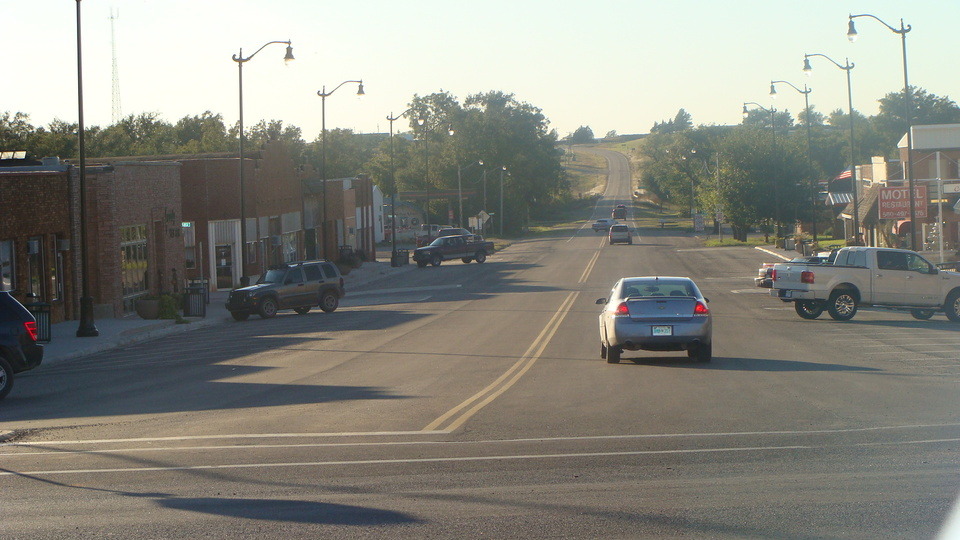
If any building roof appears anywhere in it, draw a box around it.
[898,123,960,150]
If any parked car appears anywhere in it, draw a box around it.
[592,218,617,232]
[608,224,632,245]
[755,256,828,288]
[226,260,345,321]
[0,291,44,400]
[596,276,712,364]
[771,246,960,321]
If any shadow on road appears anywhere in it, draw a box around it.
[618,355,882,372]
[158,497,422,526]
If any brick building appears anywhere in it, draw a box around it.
[0,158,76,323]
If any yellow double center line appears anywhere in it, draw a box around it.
[423,291,580,432]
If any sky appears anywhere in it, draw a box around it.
[4,1,959,143]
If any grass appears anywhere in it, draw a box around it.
[564,148,607,197]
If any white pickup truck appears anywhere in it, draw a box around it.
[771,246,960,321]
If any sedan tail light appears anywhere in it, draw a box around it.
[24,321,38,342]
[615,302,630,316]
[693,301,709,316]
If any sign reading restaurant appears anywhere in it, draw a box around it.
[878,185,928,220]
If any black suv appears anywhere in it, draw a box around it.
[226,260,345,321]
[0,291,44,400]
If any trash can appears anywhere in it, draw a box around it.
[338,245,354,262]
[391,249,409,267]
[25,302,52,343]
[183,286,207,317]
[784,238,795,250]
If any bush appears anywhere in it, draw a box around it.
[158,293,185,322]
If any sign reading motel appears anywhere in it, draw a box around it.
[878,185,928,220]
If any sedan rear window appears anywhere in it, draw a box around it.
[621,280,695,298]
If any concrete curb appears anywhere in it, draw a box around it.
[754,246,792,261]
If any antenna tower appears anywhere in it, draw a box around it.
[109,8,122,124]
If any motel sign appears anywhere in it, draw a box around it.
[878,185,928,220]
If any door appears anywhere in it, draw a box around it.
[215,244,234,290]
[873,250,909,305]
[901,252,941,306]
[278,267,308,308]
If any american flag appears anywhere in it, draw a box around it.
[834,168,852,180]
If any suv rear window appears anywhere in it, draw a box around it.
[611,225,628,231]
[321,263,337,279]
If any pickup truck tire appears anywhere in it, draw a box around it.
[600,343,607,359]
[431,254,442,267]
[827,291,858,321]
[258,297,279,319]
[475,251,487,264]
[794,300,824,320]
[945,290,960,322]
[319,291,339,313]
[606,346,621,364]
[231,311,250,321]
[910,309,935,320]
[294,306,311,315]
[0,356,12,401]
[461,257,472,264]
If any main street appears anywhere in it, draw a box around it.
[2,149,959,538]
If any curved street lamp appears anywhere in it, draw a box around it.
[803,53,860,245]
[386,107,413,265]
[848,13,917,249]
[771,79,819,241]
[317,80,364,260]
[232,40,294,281]
[499,166,509,236]
[743,101,782,238]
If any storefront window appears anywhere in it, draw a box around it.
[28,236,44,299]
[182,222,196,269]
[0,240,14,291]
[282,232,297,262]
[120,224,149,311]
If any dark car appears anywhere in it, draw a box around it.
[0,291,44,400]
[226,260,345,321]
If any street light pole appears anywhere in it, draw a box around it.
[499,166,508,236]
[848,13,916,249]
[74,0,98,337]
[743,102,780,238]
[771,79,818,241]
[804,53,859,244]
[387,107,413,265]
[232,40,294,279]
[317,80,364,260]
[456,160,483,228]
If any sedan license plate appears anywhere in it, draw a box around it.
[652,325,673,336]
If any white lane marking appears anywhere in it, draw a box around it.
[579,249,601,284]
[730,289,770,294]
[423,291,579,432]
[5,437,958,477]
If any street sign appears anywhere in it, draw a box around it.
[878,185,928,220]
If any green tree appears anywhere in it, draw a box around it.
[174,112,233,154]
[873,87,960,151]
[566,126,595,144]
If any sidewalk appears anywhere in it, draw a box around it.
[42,254,418,366]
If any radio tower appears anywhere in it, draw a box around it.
[109,8,122,124]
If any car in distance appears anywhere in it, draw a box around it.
[592,218,617,232]
[226,260,345,321]
[608,224,632,245]
[596,276,712,364]
[612,206,626,219]
[0,291,44,400]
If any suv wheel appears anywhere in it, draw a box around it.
[258,297,279,319]
[320,291,339,313]
[431,254,442,267]
[0,357,13,401]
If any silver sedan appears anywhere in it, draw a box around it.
[596,276,712,364]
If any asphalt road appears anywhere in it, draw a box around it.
[2,148,959,539]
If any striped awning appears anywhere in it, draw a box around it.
[826,192,852,206]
